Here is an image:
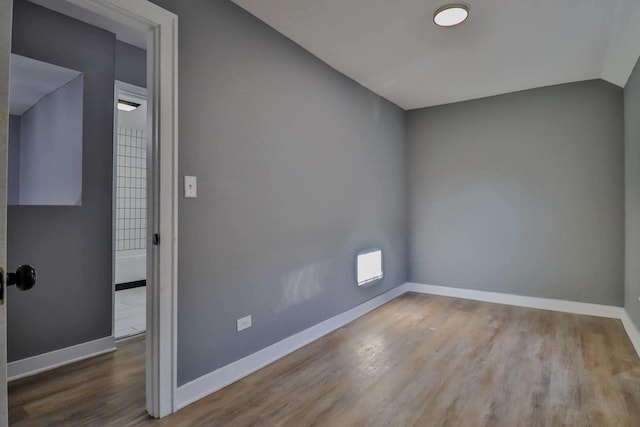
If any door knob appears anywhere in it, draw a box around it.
[8,265,37,291]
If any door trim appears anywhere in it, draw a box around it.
[59,0,179,418]
[0,1,13,422]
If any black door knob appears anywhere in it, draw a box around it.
[8,265,37,291]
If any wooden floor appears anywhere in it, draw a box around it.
[9,293,640,426]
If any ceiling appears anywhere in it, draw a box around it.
[232,0,640,110]
[10,54,81,115]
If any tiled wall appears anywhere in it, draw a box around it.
[116,127,147,251]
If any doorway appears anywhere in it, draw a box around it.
[114,83,148,339]
[0,0,178,421]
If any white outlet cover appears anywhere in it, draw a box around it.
[237,315,252,332]
[184,175,197,198]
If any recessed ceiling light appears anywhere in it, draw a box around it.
[434,4,469,27]
[117,99,141,111]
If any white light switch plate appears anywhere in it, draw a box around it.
[184,176,197,198]
[237,315,252,332]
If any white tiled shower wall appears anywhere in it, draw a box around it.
[116,127,147,252]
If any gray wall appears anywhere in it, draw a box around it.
[19,75,83,205]
[150,0,407,386]
[7,0,115,361]
[407,80,624,306]
[625,57,640,326]
[7,115,20,205]
[115,41,146,88]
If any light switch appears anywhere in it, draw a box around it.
[184,176,197,198]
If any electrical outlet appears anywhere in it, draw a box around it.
[237,315,252,332]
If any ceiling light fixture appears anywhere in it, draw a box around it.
[434,4,469,27]
[117,99,141,111]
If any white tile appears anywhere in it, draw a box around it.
[115,287,147,338]
[115,303,126,312]
[124,299,146,308]
[132,294,147,301]
[131,323,146,332]
[116,289,144,300]
[116,306,145,320]
[130,287,146,296]
[115,327,139,339]
[115,294,127,303]
[115,299,133,309]
[115,315,146,333]
[115,301,132,311]
[119,290,144,299]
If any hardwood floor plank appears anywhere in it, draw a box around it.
[8,293,640,426]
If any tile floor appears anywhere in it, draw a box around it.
[115,286,146,338]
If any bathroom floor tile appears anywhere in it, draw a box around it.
[115,286,146,338]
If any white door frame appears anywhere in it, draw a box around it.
[0,1,12,423]
[61,0,178,418]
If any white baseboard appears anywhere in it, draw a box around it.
[175,281,640,413]
[175,285,408,411]
[621,310,640,358]
[407,282,640,360]
[8,336,116,382]
[405,282,623,319]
